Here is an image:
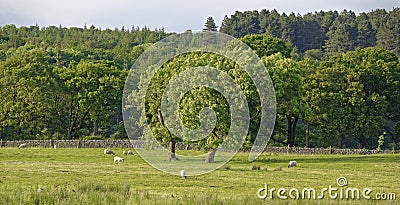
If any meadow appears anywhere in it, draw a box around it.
[0,148,399,204]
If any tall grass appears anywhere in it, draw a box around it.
[0,148,398,204]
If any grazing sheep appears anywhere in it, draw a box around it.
[114,156,124,164]
[127,150,134,155]
[180,170,187,179]
[288,161,297,168]
[122,150,127,155]
[104,149,115,155]
[18,143,27,149]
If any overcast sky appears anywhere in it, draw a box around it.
[0,0,398,32]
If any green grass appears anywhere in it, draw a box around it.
[0,148,399,204]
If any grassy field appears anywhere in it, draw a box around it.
[0,148,399,204]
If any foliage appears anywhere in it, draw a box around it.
[377,133,385,151]
[219,8,400,55]
[307,47,399,148]
[203,17,218,31]
[241,34,293,58]
[81,135,104,140]
[0,21,399,150]
[262,53,308,146]
[0,25,166,140]
[144,51,261,160]
[55,60,127,139]
[0,46,56,139]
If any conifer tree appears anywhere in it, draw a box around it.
[203,16,218,31]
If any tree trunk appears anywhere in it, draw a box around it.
[93,119,98,136]
[337,133,343,149]
[67,110,89,140]
[168,140,178,161]
[205,148,217,163]
[305,122,310,148]
[287,115,298,147]
[287,117,293,146]
[358,128,368,149]
[67,128,73,140]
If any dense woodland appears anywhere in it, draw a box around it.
[1,8,400,152]
[0,25,168,141]
[219,8,400,56]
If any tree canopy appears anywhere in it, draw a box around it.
[1,7,400,152]
[0,25,166,140]
[219,8,400,55]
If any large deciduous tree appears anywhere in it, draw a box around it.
[0,47,56,139]
[55,60,126,139]
[309,47,399,148]
[144,51,261,162]
[262,53,307,146]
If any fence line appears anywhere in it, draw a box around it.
[1,139,399,154]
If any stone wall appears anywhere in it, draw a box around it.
[0,140,137,148]
[262,146,400,154]
[1,140,399,154]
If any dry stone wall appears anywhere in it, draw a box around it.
[1,140,399,154]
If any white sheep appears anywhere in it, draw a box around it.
[53,144,58,149]
[122,150,126,155]
[114,156,124,163]
[104,149,115,155]
[288,161,297,168]
[127,150,134,155]
[18,143,27,149]
[180,170,187,179]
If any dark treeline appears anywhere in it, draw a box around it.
[0,24,168,69]
[0,24,168,140]
[219,8,400,55]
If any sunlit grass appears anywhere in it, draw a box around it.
[0,148,398,204]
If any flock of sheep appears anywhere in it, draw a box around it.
[103,148,134,164]
[19,143,135,164]
[18,143,298,179]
